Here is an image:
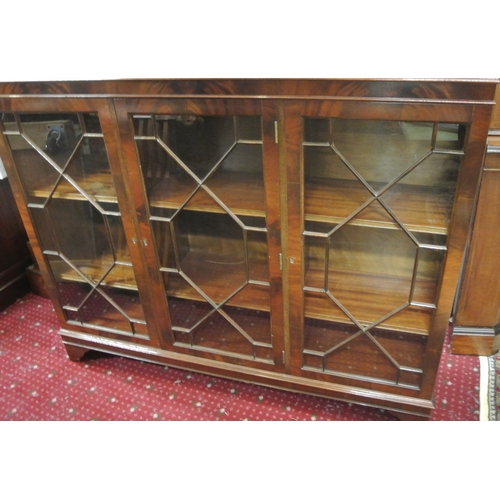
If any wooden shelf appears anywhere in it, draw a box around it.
[149,171,266,218]
[164,251,271,312]
[48,250,434,335]
[9,148,118,205]
[304,266,436,335]
[27,166,452,237]
[47,242,271,312]
[28,169,268,221]
[50,259,139,291]
[28,170,118,204]
[305,177,454,235]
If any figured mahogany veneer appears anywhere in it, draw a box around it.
[451,86,500,356]
[0,78,497,419]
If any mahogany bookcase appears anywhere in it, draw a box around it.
[0,79,496,419]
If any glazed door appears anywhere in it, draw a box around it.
[284,100,489,396]
[114,99,284,369]
[0,99,157,346]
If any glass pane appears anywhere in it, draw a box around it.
[1,112,148,339]
[303,313,426,388]
[304,118,330,143]
[134,114,266,221]
[47,199,114,276]
[174,211,247,303]
[381,153,461,232]
[18,113,82,167]
[322,330,399,383]
[152,220,176,269]
[303,118,465,235]
[6,134,61,206]
[135,111,273,362]
[304,144,373,223]
[330,223,416,327]
[50,255,146,336]
[205,143,265,216]
[247,230,269,282]
[371,329,427,370]
[135,138,199,220]
[4,114,116,208]
[412,248,445,305]
[238,116,262,141]
[436,123,464,150]
[63,136,117,205]
[311,118,432,189]
[191,312,255,357]
[157,115,235,179]
[304,290,357,330]
[83,113,102,134]
[225,282,271,311]
[302,116,464,387]
[102,204,131,263]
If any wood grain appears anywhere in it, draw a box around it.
[305,177,454,234]
[49,258,138,290]
[1,79,496,418]
[454,168,500,327]
[304,267,435,335]
[149,171,265,217]
[0,79,497,102]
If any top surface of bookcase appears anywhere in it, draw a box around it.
[0,79,497,102]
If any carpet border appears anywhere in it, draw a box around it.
[479,356,489,420]
[487,355,498,421]
[480,355,498,421]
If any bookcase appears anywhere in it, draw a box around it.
[0,79,496,418]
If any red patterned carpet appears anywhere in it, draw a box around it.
[0,293,483,421]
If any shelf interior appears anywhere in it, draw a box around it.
[304,266,435,335]
[48,258,139,291]
[25,167,456,236]
[149,171,266,218]
[305,177,454,234]
[163,250,271,313]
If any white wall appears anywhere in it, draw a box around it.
[0,3,496,82]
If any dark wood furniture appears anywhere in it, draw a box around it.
[0,174,31,310]
[451,83,500,355]
[0,79,496,419]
